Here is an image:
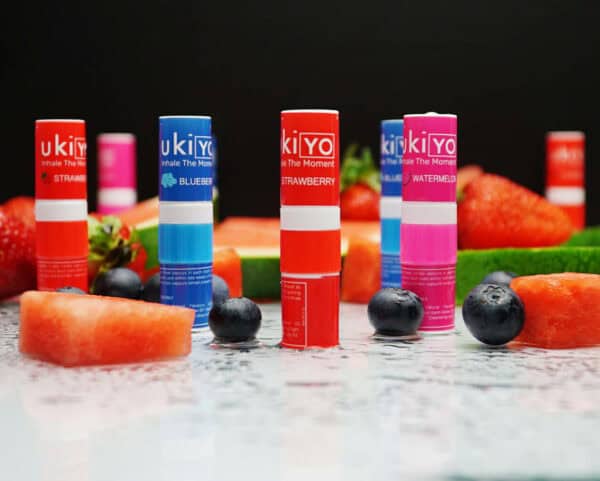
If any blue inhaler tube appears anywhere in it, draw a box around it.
[159,116,214,328]
[380,119,403,288]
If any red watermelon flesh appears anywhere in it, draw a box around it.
[341,236,381,303]
[19,291,194,367]
[214,247,242,297]
[117,197,159,227]
[214,216,379,252]
[511,273,600,349]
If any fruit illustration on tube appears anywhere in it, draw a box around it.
[158,116,213,329]
[97,133,137,214]
[545,131,585,230]
[35,119,89,292]
[401,113,457,333]
[280,109,340,348]
[380,119,403,288]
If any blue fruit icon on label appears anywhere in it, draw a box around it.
[161,172,177,188]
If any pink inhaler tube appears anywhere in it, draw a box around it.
[97,133,137,214]
[401,113,457,333]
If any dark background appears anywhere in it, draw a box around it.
[2,1,599,222]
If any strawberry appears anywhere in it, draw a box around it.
[3,196,35,228]
[341,184,379,220]
[0,208,36,299]
[458,174,574,249]
[87,216,146,287]
[340,144,380,220]
[127,243,148,280]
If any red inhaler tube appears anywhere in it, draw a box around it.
[35,120,89,292]
[545,131,585,230]
[280,110,340,349]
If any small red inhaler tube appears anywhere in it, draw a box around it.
[545,131,585,230]
[280,109,340,348]
[35,120,89,292]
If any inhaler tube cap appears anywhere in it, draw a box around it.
[97,133,136,172]
[545,130,585,188]
[280,109,340,206]
[159,116,213,202]
[35,119,87,200]
[381,119,404,197]
[402,113,457,203]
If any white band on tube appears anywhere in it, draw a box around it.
[281,272,340,279]
[402,201,456,225]
[546,131,585,141]
[35,199,88,222]
[159,201,213,224]
[97,133,136,143]
[380,196,402,219]
[546,187,585,206]
[98,188,137,206]
[280,205,340,231]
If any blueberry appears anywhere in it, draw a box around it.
[481,271,518,287]
[209,297,262,342]
[93,267,142,299]
[56,286,86,295]
[367,288,424,336]
[141,273,160,303]
[462,284,525,346]
[212,275,230,307]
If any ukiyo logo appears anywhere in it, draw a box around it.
[381,134,404,158]
[281,129,335,159]
[404,129,456,158]
[161,132,213,160]
[40,134,86,160]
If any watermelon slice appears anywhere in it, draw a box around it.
[19,291,194,367]
[214,247,242,297]
[341,236,381,303]
[511,273,600,349]
[457,246,600,304]
[136,216,379,299]
[564,226,600,247]
[117,197,159,227]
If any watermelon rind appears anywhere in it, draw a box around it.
[457,246,600,304]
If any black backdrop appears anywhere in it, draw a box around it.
[2,1,599,223]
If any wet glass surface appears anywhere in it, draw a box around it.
[1,301,600,480]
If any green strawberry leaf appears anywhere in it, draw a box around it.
[340,143,381,193]
[87,215,140,275]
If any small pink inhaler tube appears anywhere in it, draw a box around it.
[280,109,341,349]
[97,133,137,214]
[35,119,89,292]
[401,113,457,333]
